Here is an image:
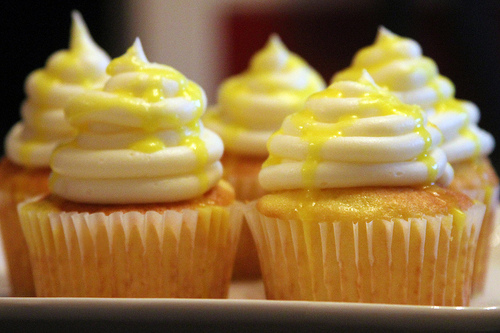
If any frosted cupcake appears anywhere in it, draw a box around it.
[17,39,243,298]
[0,11,110,296]
[332,27,498,295]
[245,72,485,305]
[204,34,325,279]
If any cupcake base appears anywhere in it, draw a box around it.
[0,157,49,296]
[18,181,244,298]
[245,187,485,305]
[450,157,499,295]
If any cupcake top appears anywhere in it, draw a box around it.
[50,39,224,204]
[333,27,494,164]
[204,34,325,157]
[5,11,110,168]
[259,71,454,192]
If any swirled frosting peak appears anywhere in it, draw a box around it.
[333,26,495,163]
[259,71,453,191]
[50,38,223,204]
[204,34,325,157]
[5,11,110,167]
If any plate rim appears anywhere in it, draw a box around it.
[0,297,499,330]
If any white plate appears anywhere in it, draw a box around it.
[0,223,499,330]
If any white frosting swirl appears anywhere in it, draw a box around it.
[259,71,453,191]
[333,26,495,163]
[204,34,325,157]
[50,39,223,204]
[431,100,495,163]
[5,11,110,167]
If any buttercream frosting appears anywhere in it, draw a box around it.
[50,39,223,204]
[333,27,494,163]
[259,71,453,191]
[5,11,110,167]
[204,34,325,157]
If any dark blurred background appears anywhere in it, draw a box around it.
[2,0,500,170]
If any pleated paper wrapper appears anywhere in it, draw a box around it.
[18,199,244,298]
[245,201,485,306]
[222,154,267,280]
[460,186,499,295]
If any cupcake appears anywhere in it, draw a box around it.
[204,34,325,279]
[245,72,485,305]
[332,27,498,295]
[17,39,243,298]
[0,11,110,296]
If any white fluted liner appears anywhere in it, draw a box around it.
[460,186,499,295]
[222,155,267,279]
[18,199,244,298]
[245,201,485,305]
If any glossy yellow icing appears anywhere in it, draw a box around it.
[204,34,326,157]
[435,99,481,157]
[7,11,109,167]
[335,27,442,93]
[266,76,438,188]
[51,39,222,204]
[69,41,206,164]
[333,27,490,165]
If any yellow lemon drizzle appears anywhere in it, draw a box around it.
[100,42,206,162]
[129,136,165,153]
[353,27,404,66]
[436,99,480,157]
[295,189,319,224]
[180,122,210,192]
[450,206,467,230]
[427,186,468,229]
[211,33,324,133]
[16,12,109,166]
[340,29,409,86]
[359,88,437,184]
[429,76,454,101]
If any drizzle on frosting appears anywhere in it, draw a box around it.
[49,39,224,204]
[204,34,325,157]
[333,26,494,163]
[5,11,110,167]
[259,71,454,191]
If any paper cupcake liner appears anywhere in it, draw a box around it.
[223,157,266,280]
[460,186,499,295]
[0,158,49,296]
[245,201,485,305]
[18,199,244,298]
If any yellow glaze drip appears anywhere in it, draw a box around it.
[205,33,326,155]
[59,39,213,197]
[333,27,492,168]
[436,99,481,157]
[129,136,166,153]
[275,75,438,188]
[183,133,210,192]
[450,206,467,230]
[71,40,207,160]
[429,76,455,101]
[11,11,109,167]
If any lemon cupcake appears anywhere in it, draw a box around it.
[204,34,325,279]
[0,11,110,296]
[332,27,498,295]
[17,39,243,298]
[245,72,485,305]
